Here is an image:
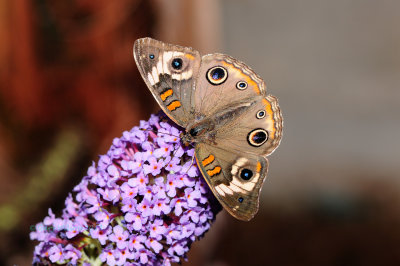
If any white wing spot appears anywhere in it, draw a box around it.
[172,70,193,80]
[217,184,234,195]
[147,73,155,85]
[215,186,225,197]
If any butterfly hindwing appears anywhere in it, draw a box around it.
[134,38,201,127]
[212,94,283,157]
[195,143,269,221]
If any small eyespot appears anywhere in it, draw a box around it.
[171,58,183,70]
[206,66,228,85]
[247,128,269,147]
[256,110,266,119]
[240,168,253,180]
[236,81,248,90]
[149,54,155,59]
[238,197,244,203]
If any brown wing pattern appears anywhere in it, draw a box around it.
[134,38,201,127]
[195,143,269,221]
[193,54,266,118]
[213,95,283,157]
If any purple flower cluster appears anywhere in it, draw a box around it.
[30,113,220,265]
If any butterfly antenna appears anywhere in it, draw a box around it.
[155,130,184,168]
[163,143,181,169]
[158,131,180,139]
[140,127,180,138]
[181,152,196,176]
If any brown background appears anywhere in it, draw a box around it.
[1,0,400,265]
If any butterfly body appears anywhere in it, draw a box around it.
[182,99,256,145]
[134,38,283,221]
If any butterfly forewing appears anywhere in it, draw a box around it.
[193,54,266,118]
[134,38,201,127]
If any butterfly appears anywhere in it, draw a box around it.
[133,38,283,221]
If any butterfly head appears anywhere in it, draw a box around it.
[181,120,216,146]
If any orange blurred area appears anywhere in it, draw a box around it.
[1,0,400,265]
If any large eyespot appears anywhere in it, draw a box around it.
[149,54,155,59]
[236,81,248,90]
[171,58,183,70]
[206,66,228,85]
[256,110,266,119]
[247,128,269,147]
[240,168,253,180]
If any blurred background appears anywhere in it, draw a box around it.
[1,0,400,265]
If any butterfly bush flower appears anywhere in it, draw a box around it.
[30,113,221,265]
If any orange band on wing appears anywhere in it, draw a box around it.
[202,154,215,167]
[185,54,195,60]
[262,98,276,138]
[207,166,221,177]
[221,61,261,95]
[256,162,262,173]
[160,89,173,101]
[246,77,260,94]
[167,100,181,111]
